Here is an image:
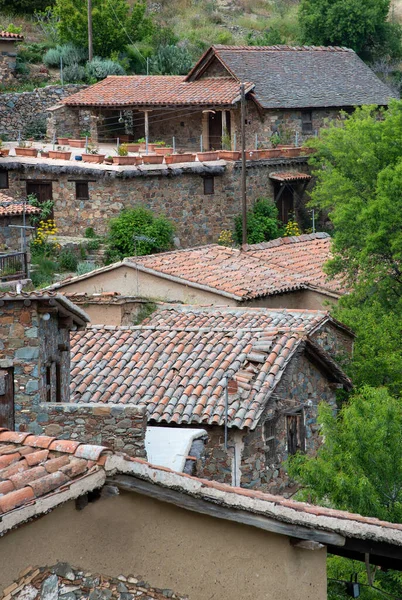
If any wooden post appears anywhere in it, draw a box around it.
[144,110,149,154]
[202,111,209,150]
[221,110,227,138]
[240,83,247,245]
[87,0,93,62]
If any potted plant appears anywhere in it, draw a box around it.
[57,133,71,144]
[82,145,105,164]
[197,151,219,161]
[127,143,141,152]
[104,155,114,164]
[15,141,38,157]
[0,140,9,157]
[155,146,173,156]
[165,153,196,164]
[142,153,164,164]
[112,143,138,165]
[48,146,71,160]
[245,150,261,160]
[137,137,146,151]
[218,150,241,160]
[69,131,90,148]
[38,147,49,159]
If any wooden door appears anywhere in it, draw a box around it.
[0,368,14,429]
[275,183,294,223]
[208,111,222,150]
[26,182,53,203]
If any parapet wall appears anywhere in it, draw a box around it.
[30,402,147,458]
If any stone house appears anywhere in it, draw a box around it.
[0,192,40,253]
[48,45,395,150]
[0,431,401,600]
[0,154,313,243]
[0,31,23,84]
[50,233,343,312]
[65,305,353,494]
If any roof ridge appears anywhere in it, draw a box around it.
[244,232,330,251]
[212,44,353,53]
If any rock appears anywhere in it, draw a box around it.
[59,593,77,600]
[16,585,38,600]
[41,575,59,600]
[54,563,75,581]
[117,583,128,593]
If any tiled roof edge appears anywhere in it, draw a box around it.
[0,292,90,325]
[243,232,330,252]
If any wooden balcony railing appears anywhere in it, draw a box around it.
[0,252,28,281]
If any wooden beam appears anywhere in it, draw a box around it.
[109,475,345,547]
[291,539,325,551]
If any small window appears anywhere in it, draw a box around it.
[46,365,52,403]
[286,412,305,455]
[302,111,313,134]
[203,176,214,195]
[264,418,277,463]
[76,181,89,200]
[55,363,62,403]
[0,170,9,189]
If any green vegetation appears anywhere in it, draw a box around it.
[0,0,54,15]
[105,207,175,263]
[150,45,193,75]
[133,301,158,325]
[234,198,284,244]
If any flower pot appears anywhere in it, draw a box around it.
[245,150,261,160]
[104,158,114,164]
[112,156,139,165]
[155,147,173,156]
[39,152,49,158]
[48,150,71,160]
[165,153,196,164]
[15,148,38,157]
[82,153,105,163]
[69,139,86,148]
[57,137,70,144]
[281,147,301,157]
[197,151,219,161]
[118,135,132,143]
[142,154,164,164]
[218,150,241,160]
[259,148,281,158]
[301,147,316,155]
[0,149,10,157]
[127,143,141,152]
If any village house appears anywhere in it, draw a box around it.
[50,233,342,314]
[48,45,395,150]
[0,31,23,84]
[0,191,40,251]
[0,430,401,600]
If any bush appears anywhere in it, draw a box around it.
[0,0,55,14]
[107,207,175,260]
[23,116,47,141]
[30,257,57,288]
[43,44,87,68]
[76,261,96,275]
[86,57,125,80]
[85,239,100,252]
[84,227,96,238]
[19,43,53,65]
[63,63,87,83]
[58,249,78,271]
[234,198,283,244]
[150,45,193,75]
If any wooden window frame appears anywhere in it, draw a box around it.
[0,170,9,189]
[46,364,52,403]
[55,362,62,403]
[75,181,89,200]
[286,411,306,456]
[301,111,313,134]
[203,175,214,195]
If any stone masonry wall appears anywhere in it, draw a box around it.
[0,52,17,85]
[0,84,86,140]
[311,322,354,365]
[5,158,310,246]
[25,402,147,457]
[0,215,36,252]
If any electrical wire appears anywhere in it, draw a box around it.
[328,578,402,599]
[106,0,147,64]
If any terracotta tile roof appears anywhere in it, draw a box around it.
[186,45,396,109]
[131,245,308,300]
[244,233,344,294]
[0,291,90,326]
[63,76,254,107]
[0,429,109,530]
[269,171,312,182]
[0,31,23,40]
[70,306,349,429]
[0,194,41,217]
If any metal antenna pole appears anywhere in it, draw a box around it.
[88,0,93,62]
[224,377,228,450]
[240,83,247,246]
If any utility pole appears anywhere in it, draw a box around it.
[240,83,247,246]
[88,0,93,62]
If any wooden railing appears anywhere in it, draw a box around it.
[0,252,28,281]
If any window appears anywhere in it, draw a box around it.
[264,418,277,463]
[301,111,313,134]
[0,170,8,189]
[203,176,214,195]
[76,181,89,200]
[45,361,62,403]
[55,363,62,403]
[46,364,52,403]
[286,412,305,455]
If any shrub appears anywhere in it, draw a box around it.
[58,249,78,271]
[86,57,125,81]
[43,44,87,68]
[76,261,96,275]
[30,257,57,288]
[23,116,47,141]
[234,198,283,244]
[63,63,87,83]
[150,45,193,75]
[86,239,100,252]
[0,0,55,14]
[117,143,128,157]
[107,207,175,260]
[84,227,96,238]
[43,47,62,68]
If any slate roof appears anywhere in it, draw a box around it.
[0,429,109,526]
[63,76,254,107]
[187,45,396,108]
[244,232,343,294]
[70,306,351,429]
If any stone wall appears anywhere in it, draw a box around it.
[4,158,311,246]
[311,322,354,365]
[0,214,36,252]
[0,84,87,140]
[2,564,188,600]
[0,51,17,85]
[27,402,147,457]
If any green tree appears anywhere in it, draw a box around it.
[0,0,55,14]
[150,45,193,75]
[234,198,283,244]
[106,207,175,262]
[299,0,402,58]
[54,0,154,58]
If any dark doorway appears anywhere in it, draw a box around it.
[208,111,231,150]
[274,182,294,223]
[0,368,14,429]
[286,412,305,455]
[26,181,53,203]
